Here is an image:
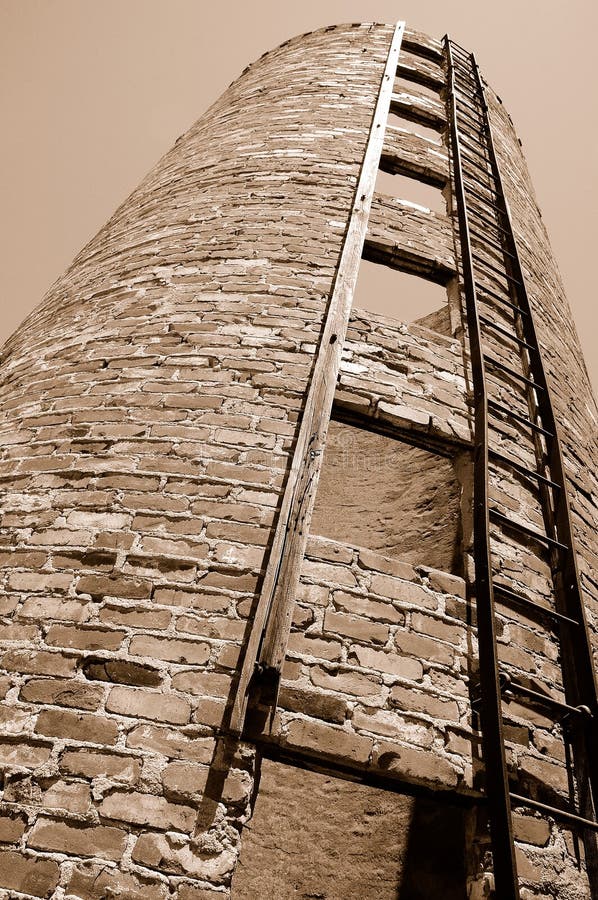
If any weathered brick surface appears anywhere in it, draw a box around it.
[0,21,399,900]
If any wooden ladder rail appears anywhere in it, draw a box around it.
[228,21,406,737]
[445,35,598,898]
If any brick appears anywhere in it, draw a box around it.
[350,646,424,680]
[287,631,343,661]
[0,739,52,768]
[129,634,211,665]
[370,574,435,608]
[377,400,431,430]
[296,581,329,606]
[126,724,214,762]
[301,559,358,587]
[2,649,77,677]
[213,541,266,569]
[390,684,460,722]
[132,831,236,882]
[200,568,262,593]
[333,590,404,624]
[153,587,229,613]
[0,622,40,641]
[512,813,551,847]
[76,573,152,599]
[0,549,46,568]
[3,773,42,805]
[518,754,569,795]
[423,568,466,598]
[171,670,231,697]
[0,812,27,843]
[42,780,91,814]
[94,530,136,550]
[206,521,270,547]
[310,665,380,697]
[372,740,459,787]
[67,511,130,529]
[99,604,172,629]
[193,697,226,729]
[285,719,372,764]
[29,528,92,547]
[352,707,434,747]
[394,629,455,666]
[134,513,205,537]
[28,818,127,861]
[52,549,117,571]
[411,612,465,646]
[99,790,196,831]
[35,709,119,744]
[305,536,354,564]
[60,749,141,783]
[358,548,417,580]
[0,850,60,897]
[82,657,162,687]
[7,571,72,592]
[0,703,32,733]
[323,609,388,644]
[45,624,125,650]
[20,677,104,710]
[20,595,90,622]
[106,685,191,725]
[278,685,347,723]
[140,536,209,560]
[67,862,169,900]
[162,760,209,799]
[176,614,246,641]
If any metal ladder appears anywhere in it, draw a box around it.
[444,36,598,898]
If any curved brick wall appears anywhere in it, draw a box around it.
[0,21,595,900]
[486,91,598,631]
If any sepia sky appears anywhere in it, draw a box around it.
[1,0,596,391]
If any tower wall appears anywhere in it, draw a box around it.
[0,21,596,900]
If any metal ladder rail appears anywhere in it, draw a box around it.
[469,54,598,815]
[447,35,598,895]
[445,36,520,899]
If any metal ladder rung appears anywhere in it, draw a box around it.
[465,183,508,214]
[459,139,492,167]
[500,673,591,720]
[456,104,486,131]
[463,168,501,200]
[480,315,535,351]
[509,793,598,832]
[472,232,517,262]
[485,354,544,390]
[473,253,522,286]
[488,447,560,489]
[468,204,512,238]
[453,63,477,84]
[492,582,578,628]
[476,284,529,317]
[449,39,472,60]
[487,398,553,439]
[489,508,568,551]
[461,152,492,179]
[456,91,484,116]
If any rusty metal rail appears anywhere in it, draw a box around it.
[445,35,598,899]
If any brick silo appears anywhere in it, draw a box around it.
[0,20,597,900]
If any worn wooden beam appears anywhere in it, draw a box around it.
[228,22,406,737]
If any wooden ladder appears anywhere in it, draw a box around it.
[445,35,598,899]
